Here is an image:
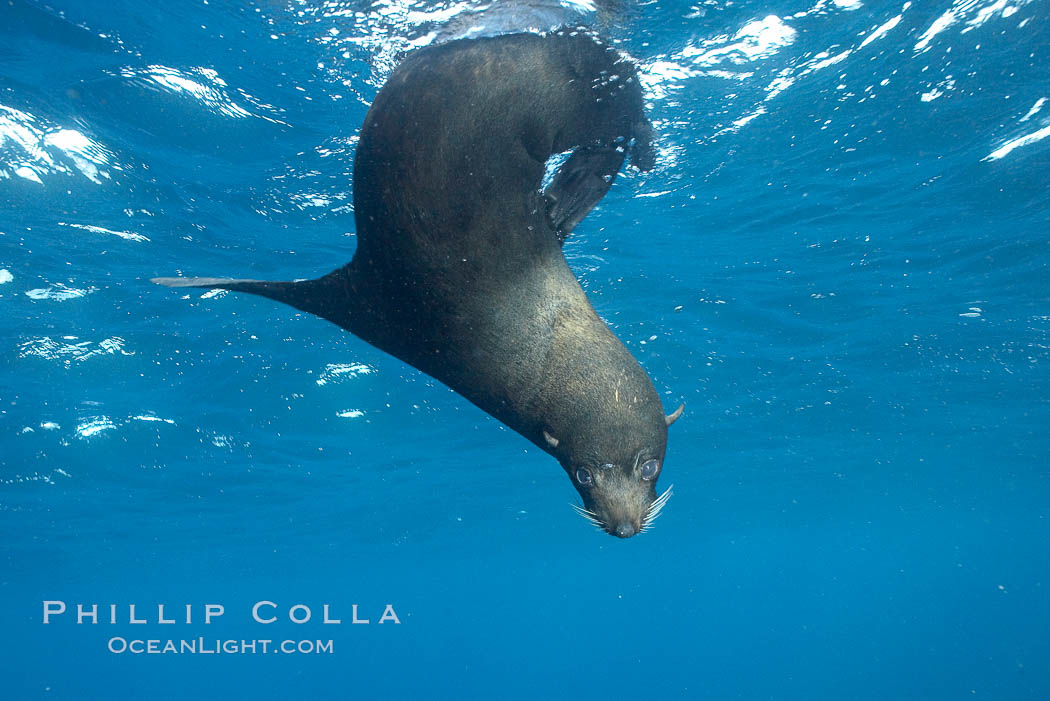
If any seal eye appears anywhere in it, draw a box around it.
[575,468,593,486]
[640,459,660,481]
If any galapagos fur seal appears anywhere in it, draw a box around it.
[153,29,683,538]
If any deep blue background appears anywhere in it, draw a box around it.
[2,0,1048,698]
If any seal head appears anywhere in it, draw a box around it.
[544,377,682,537]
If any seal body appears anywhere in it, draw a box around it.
[154,30,679,538]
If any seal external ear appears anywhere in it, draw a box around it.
[543,430,560,449]
[665,403,684,427]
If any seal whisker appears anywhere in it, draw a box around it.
[570,503,605,529]
[643,484,674,528]
[570,504,598,519]
[571,504,599,518]
[648,484,674,511]
[642,497,667,520]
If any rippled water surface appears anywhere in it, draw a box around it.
[2,0,1048,698]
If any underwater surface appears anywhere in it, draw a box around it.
[2,0,1048,698]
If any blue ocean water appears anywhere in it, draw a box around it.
[2,0,1048,698]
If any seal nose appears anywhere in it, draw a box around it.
[614,522,636,539]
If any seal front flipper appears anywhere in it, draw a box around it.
[543,144,626,243]
[151,273,348,322]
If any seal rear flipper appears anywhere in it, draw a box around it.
[543,144,626,243]
[151,274,346,321]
